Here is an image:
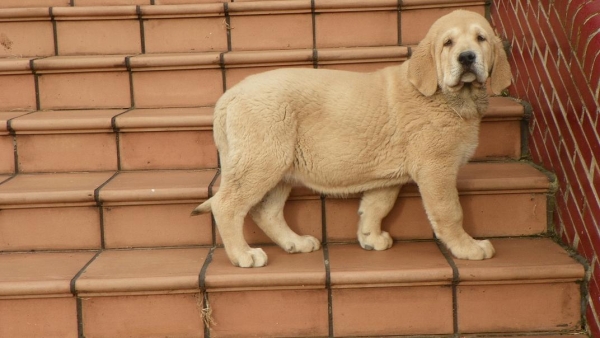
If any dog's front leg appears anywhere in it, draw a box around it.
[417,173,495,260]
[357,186,401,251]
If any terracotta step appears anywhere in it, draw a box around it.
[0,47,407,111]
[0,0,485,57]
[0,162,551,252]
[0,96,525,174]
[5,107,217,173]
[0,237,585,337]
[212,161,553,246]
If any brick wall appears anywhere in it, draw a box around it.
[490,0,600,335]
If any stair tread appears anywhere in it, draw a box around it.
[0,162,550,207]
[0,238,584,297]
[0,46,407,72]
[454,238,584,282]
[0,251,96,296]
[76,247,210,294]
[5,97,523,134]
[0,172,115,206]
[328,241,452,286]
[98,169,216,203]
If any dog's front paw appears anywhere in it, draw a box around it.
[232,248,268,268]
[358,231,393,251]
[450,239,495,260]
[284,235,321,253]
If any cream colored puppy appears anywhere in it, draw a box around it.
[192,10,512,267]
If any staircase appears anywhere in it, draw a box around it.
[0,1,590,337]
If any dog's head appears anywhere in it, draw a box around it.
[408,10,511,96]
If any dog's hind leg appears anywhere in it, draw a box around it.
[211,172,279,268]
[357,186,400,251]
[250,182,321,254]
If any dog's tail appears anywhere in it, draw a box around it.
[191,198,212,216]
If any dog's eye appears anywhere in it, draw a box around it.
[443,39,453,47]
[477,35,487,42]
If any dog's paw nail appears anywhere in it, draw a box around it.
[285,242,296,253]
[364,245,374,250]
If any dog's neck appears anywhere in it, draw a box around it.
[440,83,489,120]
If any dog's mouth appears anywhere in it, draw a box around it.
[446,69,486,92]
[460,71,478,83]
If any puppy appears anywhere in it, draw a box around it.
[192,10,512,267]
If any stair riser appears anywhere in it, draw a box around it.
[0,3,485,57]
[0,136,13,174]
[458,282,582,333]
[2,130,217,173]
[80,293,205,338]
[1,118,521,174]
[1,282,582,338]
[0,297,78,338]
[0,192,548,251]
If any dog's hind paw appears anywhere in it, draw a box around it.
[233,248,268,268]
[358,230,393,251]
[284,235,321,253]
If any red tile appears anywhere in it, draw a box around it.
[332,286,453,336]
[0,21,55,58]
[39,72,131,109]
[0,298,78,338]
[208,289,329,338]
[103,203,213,248]
[81,293,204,338]
[0,206,101,251]
[229,14,313,51]
[56,20,141,55]
[0,135,14,174]
[17,133,118,173]
[0,75,36,111]
[118,130,217,170]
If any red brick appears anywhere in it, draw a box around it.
[565,0,587,39]
[591,63,600,99]
[568,60,596,117]
[527,18,546,58]
[583,32,600,82]
[523,46,544,94]
[557,60,582,116]
[576,14,600,59]
[549,8,574,64]
[587,303,600,338]
[582,204,600,251]
[547,55,569,110]
[578,113,600,169]
[572,2,600,48]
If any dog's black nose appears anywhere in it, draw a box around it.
[458,51,476,66]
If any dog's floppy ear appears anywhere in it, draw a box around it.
[490,37,512,95]
[408,38,438,96]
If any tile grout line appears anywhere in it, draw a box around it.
[49,7,59,56]
[224,2,232,52]
[136,5,146,54]
[208,169,220,247]
[435,238,460,337]
[6,111,35,175]
[93,172,120,250]
[29,58,41,111]
[110,107,135,172]
[219,52,227,95]
[397,0,402,46]
[199,247,215,338]
[70,250,102,338]
[311,0,317,69]
[125,56,135,109]
[321,194,334,337]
